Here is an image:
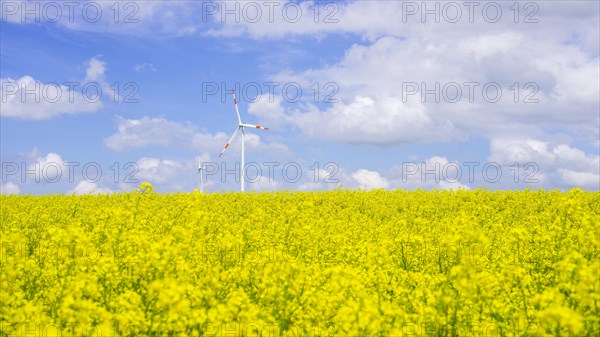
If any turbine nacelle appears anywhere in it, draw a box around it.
[239,123,269,130]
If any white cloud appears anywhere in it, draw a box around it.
[84,58,107,82]
[298,168,343,191]
[34,152,65,170]
[205,0,599,55]
[1,149,66,185]
[104,117,197,151]
[3,1,598,53]
[264,30,598,145]
[557,169,600,188]
[69,181,113,195]
[112,155,214,193]
[104,116,290,156]
[386,156,471,190]
[203,1,402,40]
[2,151,68,185]
[1,58,107,120]
[0,76,102,120]
[223,2,594,148]
[290,94,457,144]
[1,149,127,194]
[4,1,404,39]
[247,96,290,128]
[1,182,21,195]
[135,157,186,185]
[28,152,67,183]
[131,154,279,192]
[352,169,389,190]
[489,139,599,172]
[134,63,157,73]
[489,138,599,189]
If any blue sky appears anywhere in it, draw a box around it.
[1,0,599,194]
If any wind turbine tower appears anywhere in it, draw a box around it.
[197,160,204,193]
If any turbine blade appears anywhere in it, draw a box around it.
[219,127,241,158]
[240,123,269,130]
[232,89,242,124]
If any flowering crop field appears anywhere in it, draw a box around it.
[1,188,599,336]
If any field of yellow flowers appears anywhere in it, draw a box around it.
[1,188,598,336]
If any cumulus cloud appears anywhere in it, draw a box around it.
[290,95,457,144]
[1,151,68,184]
[84,58,107,82]
[203,1,402,40]
[1,149,125,194]
[385,156,472,190]
[247,96,290,128]
[135,157,187,185]
[1,58,107,120]
[214,1,598,150]
[203,0,599,61]
[69,181,113,195]
[558,169,600,187]
[1,182,21,195]
[298,168,343,191]
[264,29,598,145]
[104,116,290,156]
[0,76,102,120]
[34,152,65,170]
[352,169,389,190]
[130,155,280,192]
[104,117,196,150]
[489,138,599,189]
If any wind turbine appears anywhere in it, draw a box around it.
[197,160,204,193]
[218,89,269,192]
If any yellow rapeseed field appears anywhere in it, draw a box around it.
[1,187,598,336]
